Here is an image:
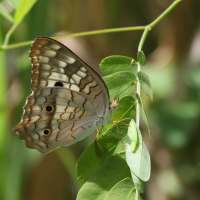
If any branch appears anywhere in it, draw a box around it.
[0,26,145,50]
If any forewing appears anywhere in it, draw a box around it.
[30,36,109,111]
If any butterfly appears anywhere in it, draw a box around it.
[13,37,119,153]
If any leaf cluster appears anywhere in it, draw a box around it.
[76,54,153,199]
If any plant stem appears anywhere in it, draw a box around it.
[138,27,150,52]
[0,26,145,50]
[135,0,182,146]
[136,63,141,128]
[135,63,141,200]
[148,0,182,29]
[0,1,181,51]
[134,1,182,200]
[2,23,18,47]
[138,0,182,51]
[136,0,182,136]
[135,189,140,200]
[54,26,145,40]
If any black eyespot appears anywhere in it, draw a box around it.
[44,130,49,135]
[55,82,63,87]
[46,105,53,112]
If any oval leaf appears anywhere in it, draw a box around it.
[103,71,136,100]
[135,93,150,137]
[131,171,144,193]
[14,0,38,24]
[100,55,136,75]
[126,120,151,181]
[138,71,153,101]
[0,4,14,23]
[76,152,131,200]
[137,51,146,66]
[104,178,136,200]
[127,189,142,200]
[76,119,131,183]
[127,120,138,152]
[111,95,136,121]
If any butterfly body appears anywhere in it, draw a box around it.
[13,37,118,153]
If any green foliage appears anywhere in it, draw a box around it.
[127,120,138,152]
[77,55,151,199]
[126,120,151,182]
[104,178,137,200]
[0,0,38,24]
[136,93,150,136]
[76,119,131,183]
[0,3,14,22]
[100,55,136,75]
[1,0,38,47]
[103,71,136,100]
[137,51,146,66]
[111,95,136,121]
[14,0,38,24]
[0,35,8,200]
[131,172,143,193]
[138,71,153,101]
[76,152,131,200]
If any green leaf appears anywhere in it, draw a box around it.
[104,178,136,200]
[127,120,138,152]
[138,71,153,101]
[76,152,131,200]
[131,171,144,193]
[135,93,150,136]
[111,95,136,121]
[76,119,131,184]
[127,189,142,200]
[126,121,151,182]
[14,0,38,24]
[100,55,136,76]
[103,71,136,100]
[0,3,14,23]
[104,95,135,135]
[137,51,146,65]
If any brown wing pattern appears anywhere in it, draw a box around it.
[30,37,109,111]
[13,88,102,153]
[13,37,110,153]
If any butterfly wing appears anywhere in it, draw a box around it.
[14,87,103,153]
[30,37,110,110]
[13,37,110,153]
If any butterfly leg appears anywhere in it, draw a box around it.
[96,127,105,165]
[113,120,126,146]
[117,110,130,126]
[96,127,104,141]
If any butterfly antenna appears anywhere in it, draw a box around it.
[114,59,134,100]
[115,81,137,99]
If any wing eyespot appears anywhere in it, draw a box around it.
[46,105,54,112]
[44,129,50,135]
[54,82,63,87]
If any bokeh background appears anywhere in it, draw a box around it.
[1,0,200,200]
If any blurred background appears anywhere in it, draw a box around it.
[1,0,200,200]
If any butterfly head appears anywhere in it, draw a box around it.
[110,99,119,109]
[109,99,119,116]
